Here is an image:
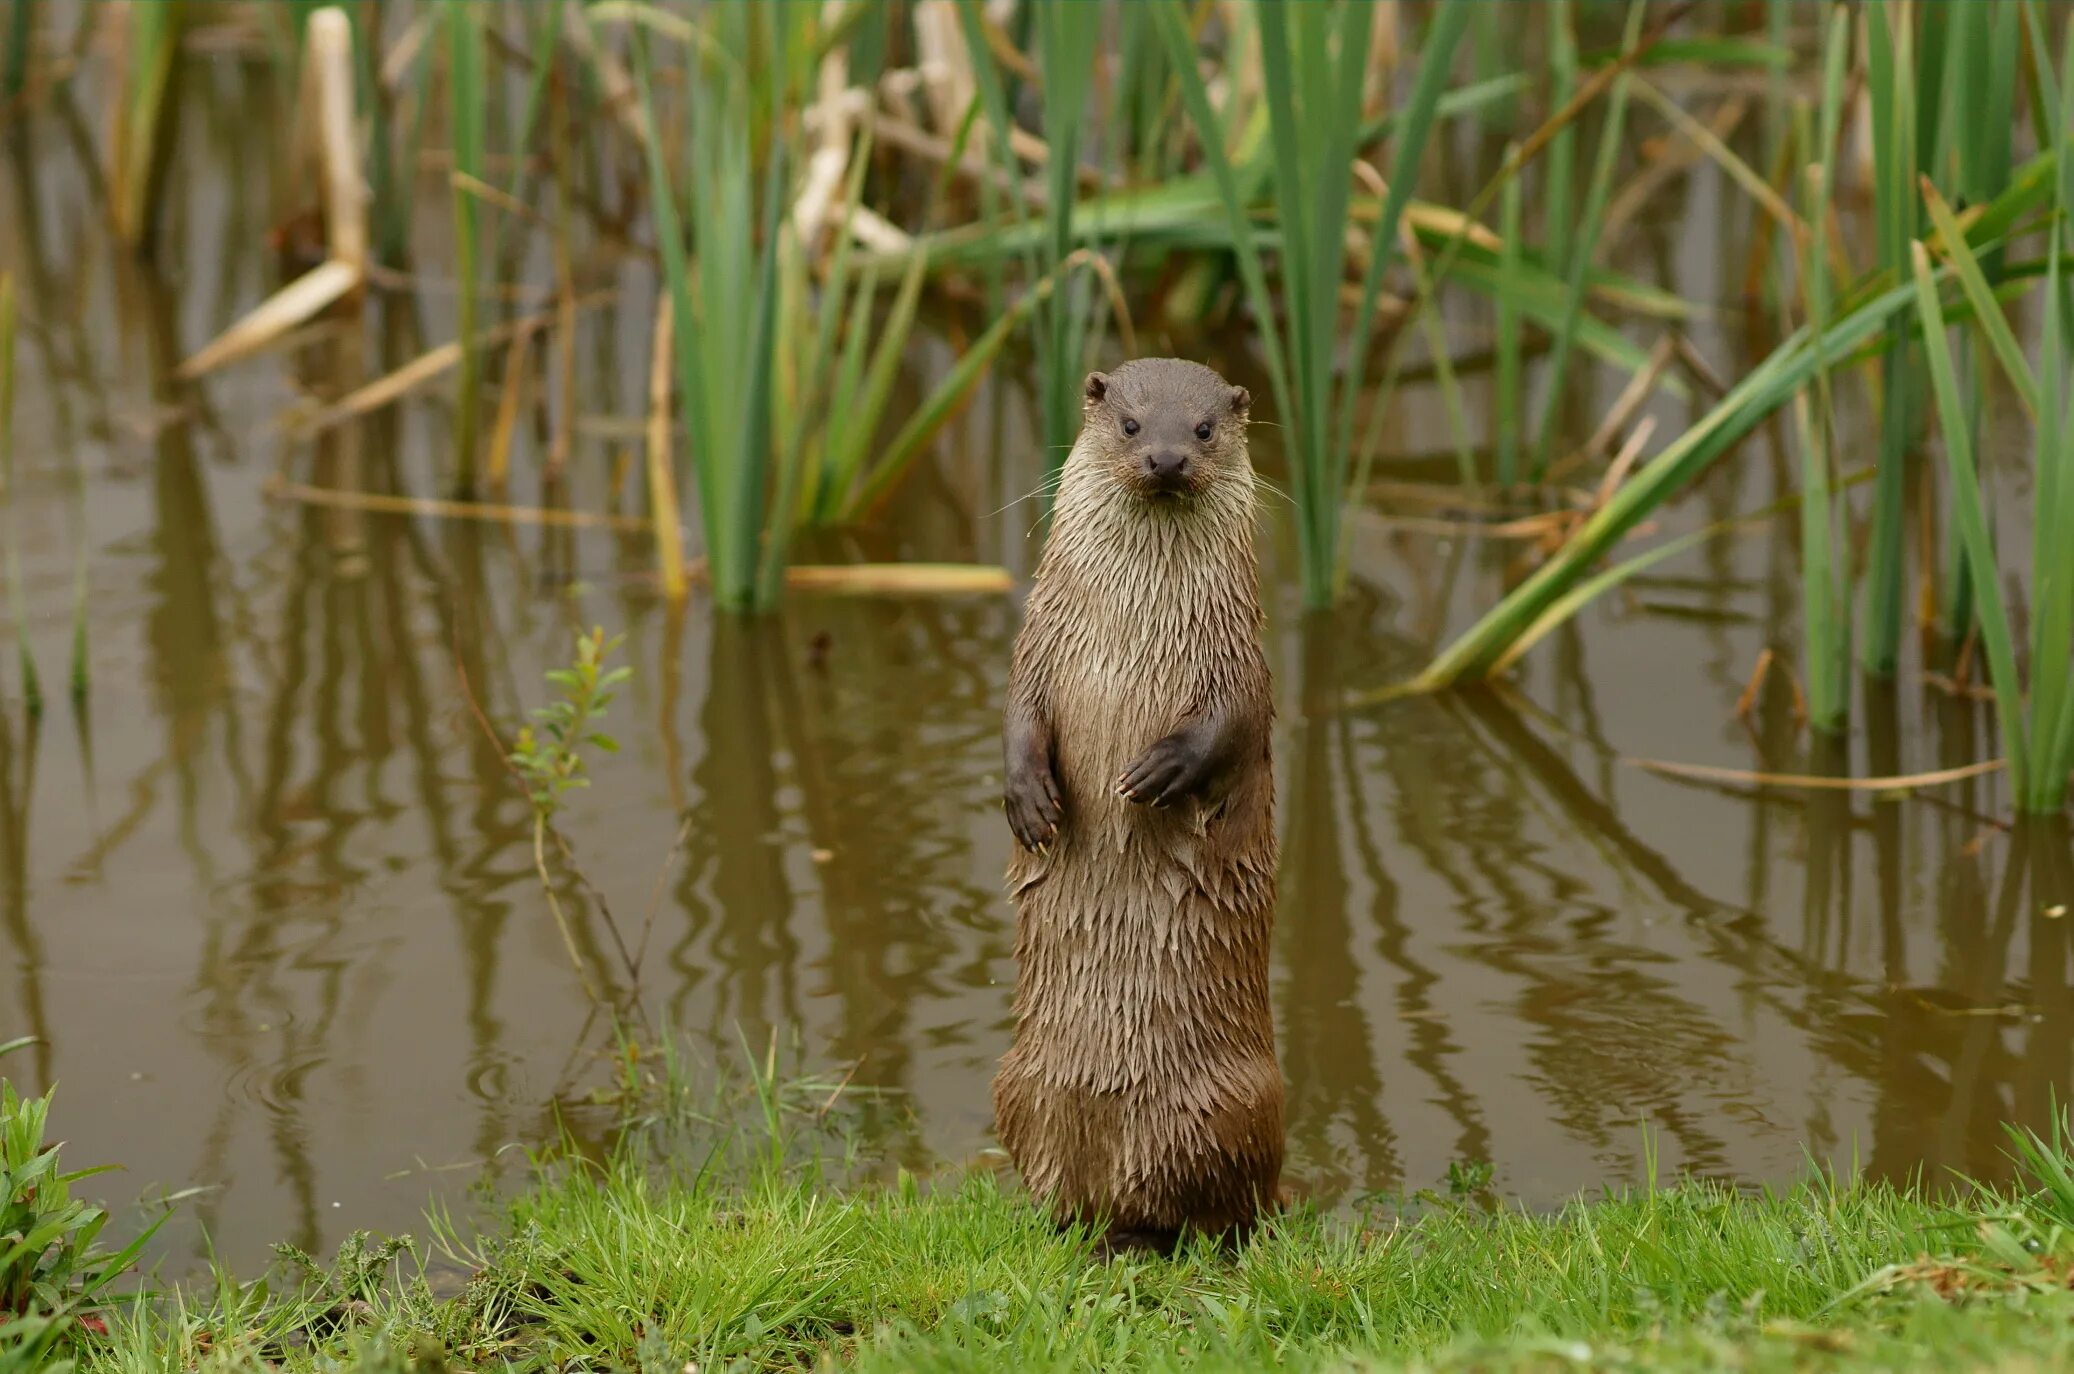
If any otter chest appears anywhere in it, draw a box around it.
[1041,537,1237,780]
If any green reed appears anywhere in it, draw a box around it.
[1529,0,1642,479]
[445,1,486,490]
[3,0,31,102]
[1412,141,2062,691]
[109,0,182,254]
[1858,0,1934,678]
[955,0,1103,495]
[1934,0,2021,649]
[635,5,796,612]
[1156,0,1470,608]
[0,276,34,719]
[1908,24,2074,814]
[1793,7,1852,736]
[1492,141,1525,486]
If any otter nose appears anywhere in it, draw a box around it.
[1144,449,1189,488]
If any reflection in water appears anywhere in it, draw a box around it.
[3,39,2074,1273]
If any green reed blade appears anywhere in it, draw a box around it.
[1335,0,1471,510]
[1148,1,1297,502]
[1414,274,1930,691]
[1912,241,2027,801]
[1796,7,1852,733]
[1495,140,1524,486]
[1920,180,2038,416]
[1544,0,1578,272]
[0,275,34,718]
[1530,0,1643,479]
[1033,0,1101,486]
[849,257,1086,523]
[822,250,928,521]
[4,0,32,100]
[1860,0,1918,677]
[633,28,718,585]
[447,1,487,489]
[2028,26,2074,811]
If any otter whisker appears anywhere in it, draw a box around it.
[988,471,1071,520]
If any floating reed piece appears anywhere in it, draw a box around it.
[0,275,37,718]
[178,7,365,378]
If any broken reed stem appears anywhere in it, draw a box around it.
[646,299,688,602]
[176,6,365,379]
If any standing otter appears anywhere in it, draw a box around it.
[993,357,1282,1254]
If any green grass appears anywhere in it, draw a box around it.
[60,1046,2074,1374]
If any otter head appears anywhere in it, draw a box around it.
[1081,359,1251,502]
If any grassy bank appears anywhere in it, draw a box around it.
[24,1058,2074,1373]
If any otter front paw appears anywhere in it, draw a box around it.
[1116,730,1216,808]
[1005,755,1063,851]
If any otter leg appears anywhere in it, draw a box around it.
[1003,701,1062,850]
[1115,700,1261,808]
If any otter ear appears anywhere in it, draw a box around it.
[1084,372,1109,405]
[1229,385,1251,415]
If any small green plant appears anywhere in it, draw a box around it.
[511,627,628,818]
[1,1041,165,1354]
[510,628,632,1002]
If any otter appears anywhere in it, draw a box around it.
[993,357,1282,1255]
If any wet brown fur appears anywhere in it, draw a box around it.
[994,358,1282,1250]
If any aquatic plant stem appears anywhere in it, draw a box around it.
[0,275,36,718]
[535,814,603,1004]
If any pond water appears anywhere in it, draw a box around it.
[4,48,2069,1273]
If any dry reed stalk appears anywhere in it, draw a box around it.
[485,322,538,490]
[266,479,656,532]
[645,300,688,602]
[1631,756,2005,792]
[290,291,612,436]
[1601,95,1747,247]
[563,2,650,151]
[711,562,1014,596]
[912,1,977,141]
[177,7,364,378]
[792,0,854,257]
[1547,334,1677,480]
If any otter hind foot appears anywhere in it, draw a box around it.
[1094,1227,1181,1262]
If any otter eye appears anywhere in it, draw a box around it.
[1122,418,1139,437]
[1195,421,1214,441]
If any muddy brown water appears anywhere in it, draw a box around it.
[4,54,2071,1273]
